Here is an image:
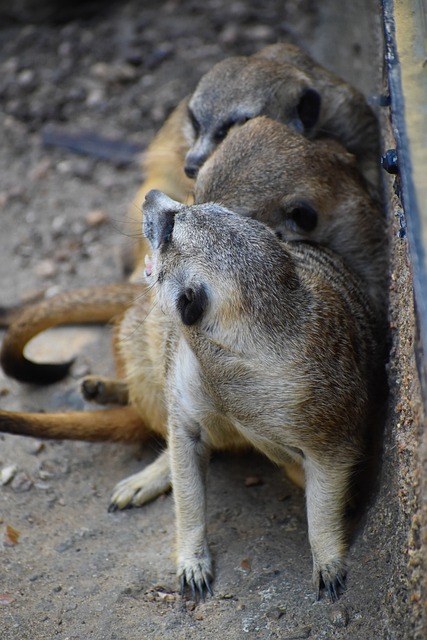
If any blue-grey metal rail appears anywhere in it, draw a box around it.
[382,0,427,396]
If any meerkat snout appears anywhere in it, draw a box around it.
[143,190,183,250]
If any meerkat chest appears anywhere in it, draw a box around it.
[171,337,301,456]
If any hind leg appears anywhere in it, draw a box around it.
[303,455,354,600]
[81,376,129,406]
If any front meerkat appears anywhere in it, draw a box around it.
[142,190,379,599]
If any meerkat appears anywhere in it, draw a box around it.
[140,190,379,599]
[1,115,386,387]
[2,189,381,599]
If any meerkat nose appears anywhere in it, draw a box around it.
[184,162,199,179]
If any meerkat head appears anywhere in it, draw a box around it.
[184,55,321,179]
[194,117,387,318]
[196,116,383,252]
[142,189,299,335]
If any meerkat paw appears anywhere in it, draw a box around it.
[314,558,347,602]
[108,449,171,511]
[81,376,129,406]
[177,552,214,602]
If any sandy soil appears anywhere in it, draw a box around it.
[0,1,424,638]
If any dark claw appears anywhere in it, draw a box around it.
[196,578,205,603]
[189,577,197,601]
[108,502,118,513]
[206,578,214,597]
[317,571,347,602]
[327,580,338,603]
[337,573,347,592]
[180,575,213,602]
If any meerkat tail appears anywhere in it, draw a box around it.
[0,282,144,385]
[0,406,147,442]
[0,304,27,328]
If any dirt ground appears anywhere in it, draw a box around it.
[0,1,425,639]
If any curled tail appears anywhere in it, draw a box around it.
[1,283,144,385]
[0,406,147,443]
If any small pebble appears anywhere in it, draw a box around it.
[0,593,16,606]
[27,440,45,455]
[11,471,33,492]
[29,159,52,181]
[266,606,284,620]
[85,209,109,227]
[35,259,57,279]
[329,603,350,628]
[239,558,252,573]
[281,625,312,640]
[0,464,18,486]
[244,475,263,487]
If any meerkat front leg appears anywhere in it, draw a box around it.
[303,455,354,600]
[169,413,213,600]
[109,448,171,511]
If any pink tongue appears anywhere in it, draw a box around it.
[144,255,153,277]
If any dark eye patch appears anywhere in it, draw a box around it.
[213,115,251,144]
[289,202,318,232]
[188,107,200,136]
[297,88,321,133]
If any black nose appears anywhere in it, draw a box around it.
[184,163,199,179]
[143,190,179,249]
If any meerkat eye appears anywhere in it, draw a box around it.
[289,202,318,232]
[297,88,321,133]
[188,108,200,136]
[213,123,230,143]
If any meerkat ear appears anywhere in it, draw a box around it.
[297,88,321,133]
[177,285,208,325]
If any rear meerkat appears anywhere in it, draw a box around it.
[138,190,380,599]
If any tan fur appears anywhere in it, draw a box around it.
[138,190,380,598]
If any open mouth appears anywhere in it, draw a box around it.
[144,254,153,278]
